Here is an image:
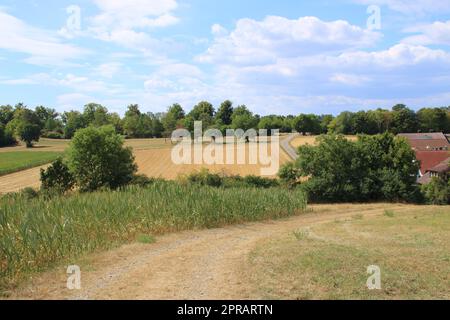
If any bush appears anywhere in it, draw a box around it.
[185,169,223,187]
[421,176,450,205]
[42,131,64,139]
[20,187,39,200]
[16,122,41,148]
[278,162,301,188]
[67,125,137,192]
[40,158,75,195]
[129,174,155,188]
[0,124,16,147]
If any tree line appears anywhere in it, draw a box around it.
[1,101,449,147]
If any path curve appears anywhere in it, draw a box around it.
[280,133,300,160]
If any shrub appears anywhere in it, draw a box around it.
[278,162,301,188]
[16,122,41,148]
[0,124,16,147]
[67,125,137,192]
[40,158,75,195]
[20,187,39,200]
[42,131,64,139]
[129,174,155,188]
[421,176,450,205]
[185,169,223,187]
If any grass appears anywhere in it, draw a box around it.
[0,151,63,176]
[246,206,450,300]
[0,182,307,292]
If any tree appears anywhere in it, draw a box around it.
[40,158,75,194]
[83,103,110,127]
[67,125,137,192]
[328,111,354,134]
[258,116,284,134]
[390,104,419,134]
[189,101,215,130]
[7,107,41,147]
[215,100,234,126]
[0,105,14,125]
[231,105,259,131]
[162,103,185,134]
[294,133,421,203]
[421,174,450,205]
[16,122,41,147]
[0,123,16,147]
[319,115,334,134]
[293,114,321,135]
[62,111,86,139]
[417,107,449,133]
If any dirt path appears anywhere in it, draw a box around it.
[280,133,300,160]
[9,203,418,300]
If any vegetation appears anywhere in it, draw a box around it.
[0,181,307,291]
[421,175,450,205]
[246,206,450,299]
[67,125,137,192]
[1,102,449,146]
[286,133,421,203]
[0,151,62,176]
[40,158,75,195]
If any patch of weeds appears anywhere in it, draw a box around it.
[136,234,156,244]
[352,214,364,220]
[384,210,395,218]
[293,229,310,241]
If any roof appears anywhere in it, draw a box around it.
[398,132,448,140]
[398,132,450,151]
[429,158,450,173]
[415,151,450,174]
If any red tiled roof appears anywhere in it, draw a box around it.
[398,133,450,151]
[429,158,450,173]
[415,151,450,174]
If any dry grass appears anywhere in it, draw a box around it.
[289,135,357,149]
[246,205,450,300]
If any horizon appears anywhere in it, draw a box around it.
[1,1,450,116]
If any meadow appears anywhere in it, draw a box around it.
[245,205,450,299]
[0,151,63,177]
[0,181,307,292]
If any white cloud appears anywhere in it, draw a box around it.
[330,73,370,86]
[89,0,179,49]
[211,24,228,37]
[198,16,381,66]
[0,10,88,66]
[402,21,450,46]
[94,62,123,78]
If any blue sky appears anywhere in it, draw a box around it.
[1,0,450,116]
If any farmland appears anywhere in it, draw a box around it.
[0,151,63,177]
[0,137,293,193]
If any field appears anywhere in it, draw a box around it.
[0,151,63,176]
[0,182,307,292]
[245,205,450,299]
[289,135,357,149]
[0,137,294,193]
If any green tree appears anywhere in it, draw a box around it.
[231,105,259,131]
[390,104,419,134]
[294,133,421,203]
[328,111,354,134]
[62,111,86,139]
[16,122,41,148]
[162,103,185,134]
[189,101,215,130]
[293,114,321,135]
[67,125,137,192]
[421,174,450,205]
[83,103,110,127]
[215,100,234,126]
[0,123,16,147]
[417,107,449,133]
[40,158,75,194]
[0,105,14,125]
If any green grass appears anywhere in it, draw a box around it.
[0,182,307,292]
[0,151,63,176]
[247,206,450,300]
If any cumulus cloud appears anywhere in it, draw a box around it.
[198,16,381,66]
[402,21,450,46]
[0,10,88,66]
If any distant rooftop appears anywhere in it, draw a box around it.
[398,132,450,151]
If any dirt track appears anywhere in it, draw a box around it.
[9,203,417,300]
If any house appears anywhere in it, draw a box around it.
[398,133,450,151]
[398,133,450,184]
[418,157,450,185]
[415,152,450,184]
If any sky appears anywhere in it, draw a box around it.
[1,0,450,116]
